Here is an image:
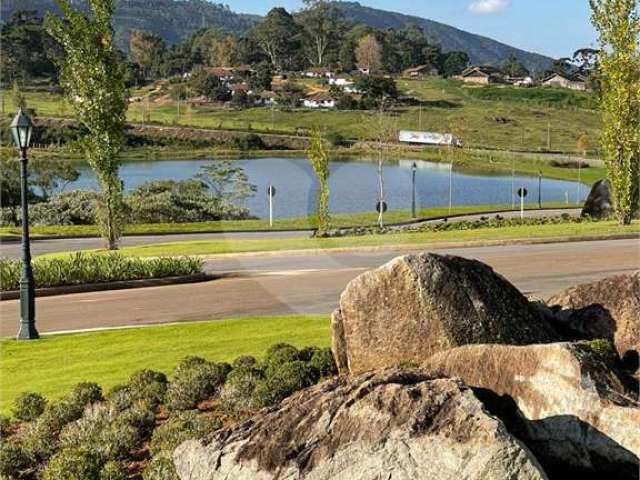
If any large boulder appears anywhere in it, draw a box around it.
[547,272,640,365]
[332,253,560,375]
[581,179,613,219]
[174,369,548,480]
[423,342,640,478]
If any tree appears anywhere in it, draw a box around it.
[129,30,166,79]
[501,54,530,77]
[355,35,382,73]
[0,10,61,83]
[276,81,304,107]
[354,76,398,108]
[298,0,339,67]
[195,160,257,205]
[251,8,300,70]
[30,159,80,200]
[590,0,640,224]
[307,129,331,233]
[441,51,469,77]
[249,61,273,92]
[11,80,27,111]
[46,0,128,249]
[189,68,222,100]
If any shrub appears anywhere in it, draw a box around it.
[0,416,13,437]
[232,355,258,369]
[70,382,104,408]
[12,392,47,421]
[0,442,29,479]
[60,402,145,462]
[118,401,156,438]
[150,411,221,455]
[220,365,264,416]
[262,343,300,376]
[253,361,317,407]
[126,369,168,407]
[29,190,99,225]
[310,348,338,378]
[298,346,320,362]
[231,133,264,151]
[40,448,101,480]
[1,253,204,292]
[106,385,133,412]
[100,461,129,480]
[142,452,179,480]
[19,416,60,461]
[166,357,230,411]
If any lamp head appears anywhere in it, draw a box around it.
[10,109,33,150]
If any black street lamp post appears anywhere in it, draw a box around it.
[411,162,417,218]
[11,109,38,340]
[538,170,542,209]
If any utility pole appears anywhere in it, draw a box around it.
[547,122,551,150]
[418,104,422,130]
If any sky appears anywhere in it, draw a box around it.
[224,0,598,59]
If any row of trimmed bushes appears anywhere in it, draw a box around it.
[316,213,591,238]
[0,343,337,480]
[0,253,203,291]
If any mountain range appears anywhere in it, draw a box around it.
[1,0,554,73]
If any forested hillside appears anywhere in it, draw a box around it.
[2,0,553,72]
[1,0,259,52]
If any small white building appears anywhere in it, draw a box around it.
[303,92,335,109]
[542,73,588,91]
[254,90,277,106]
[508,76,534,87]
[303,68,333,78]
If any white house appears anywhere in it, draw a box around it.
[303,92,335,108]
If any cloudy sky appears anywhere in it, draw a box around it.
[225,0,598,59]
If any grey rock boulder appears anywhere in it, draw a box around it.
[174,369,548,480]
[332,253,560,375]
[581,179,613,219]
[547,271,640,368]
[423,342,640,478]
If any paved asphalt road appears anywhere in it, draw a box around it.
[1,238,637,336]
[0,208,580,258]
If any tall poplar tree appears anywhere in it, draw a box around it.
[46,0,128,248]
[590,0,640,224]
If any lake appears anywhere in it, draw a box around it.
[69,157,587,219]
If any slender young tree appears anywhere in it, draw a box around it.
[355,34,382,73]
[307,129,331,233]
[46,0,128,249]
[590,0,640,224]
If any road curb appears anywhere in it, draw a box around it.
[0,273,217,301]
[198,233,640,261]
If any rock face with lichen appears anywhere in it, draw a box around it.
[422,341,640,478]
[332,253,560,375]
[173,369,548,480]
[547,272,640,367]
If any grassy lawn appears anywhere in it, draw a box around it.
[76,220,637,258]
[0,315,330,414]
[12,78,601,154]
[0,203,574,240]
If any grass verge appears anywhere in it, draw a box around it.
[95,220,636,258]
[0,204,574,240]
[0,315,330,414]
